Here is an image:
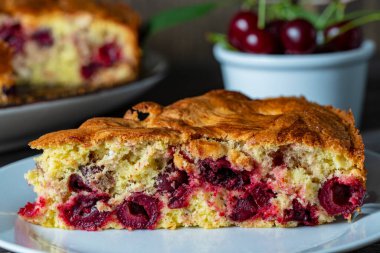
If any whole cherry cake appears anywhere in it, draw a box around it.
[19,90,366,230]
[0,0,140,106]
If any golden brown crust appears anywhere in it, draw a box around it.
[0,41,14,90]
[0,0,140,30]
[30,90,364,167]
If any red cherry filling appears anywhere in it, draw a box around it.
[229,193,258,222]
[250,183,276,208]
[324,21,363,52]
[117,193,160,230]
[283,199,318,226]
[318,177,365,216]
[0,22,25,53]
[2,85,16,95]
[332,183,351,206]
[18,197,46,218]
[31,29,54,47]
[156,164,189,193]
[270,149,285,167]
[228,11,258,50]
[281,19,316,54]
[80,42,122,80]
[199,157,250,190]
[168,185,192,209]
[95,42,122,67]
[156,163,191,209]
[228,183,275,222]
[68,174,92,192]
[58,193,111,231]
[80,62,101,80]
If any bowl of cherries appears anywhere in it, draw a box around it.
[211,0,377,122]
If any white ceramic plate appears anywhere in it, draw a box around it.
[0,151,380,253]
[0,52,167,153]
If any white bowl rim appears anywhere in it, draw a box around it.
[213,40,376,69]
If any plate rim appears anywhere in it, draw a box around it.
[0,150,379,253]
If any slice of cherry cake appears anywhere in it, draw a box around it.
[0,0,140,104]
[20,90,366,230]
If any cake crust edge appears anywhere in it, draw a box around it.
[29,90,365,175]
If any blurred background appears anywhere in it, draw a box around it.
[124,0,380,130]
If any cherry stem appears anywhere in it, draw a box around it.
[335,2,346,21]
[316,0,346,29]
[339,12,380,35]
[316,1,339,29]
[344,10,378,21]
[324,12,380,43]
[258,0,266,29]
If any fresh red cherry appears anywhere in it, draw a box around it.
[266,20,286,39]
[281,19,317,54]
[324,21,363,52]
[265,20,286,53]
[241,29,277,54]
[228,11,258,50]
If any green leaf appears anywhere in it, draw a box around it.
[146,2,220,36]
[207,33,236,50]
[267,1,319,27]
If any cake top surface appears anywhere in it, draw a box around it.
[0,0,140,29]
[31,90,364,162]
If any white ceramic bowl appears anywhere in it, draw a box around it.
[214,40,376,123]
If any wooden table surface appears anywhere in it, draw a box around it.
[1,60,380,252]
